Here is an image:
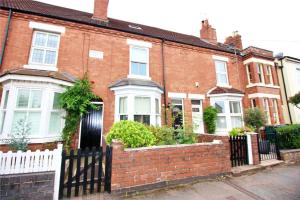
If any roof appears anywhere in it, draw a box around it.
[0,0,235,54]
[0,68,76,83]
[109,78,164,91]
[208,86,244,95]
[280,56,300,62]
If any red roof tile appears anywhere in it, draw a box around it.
[0,0,235,54]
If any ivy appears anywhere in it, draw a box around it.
[60,75,99,150]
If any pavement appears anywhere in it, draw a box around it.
[71,163,300,200]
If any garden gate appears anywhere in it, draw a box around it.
[229,136,248,167]
[257,131,280,161]
[59,146,112,199]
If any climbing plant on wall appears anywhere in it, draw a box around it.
[60,75,99,150]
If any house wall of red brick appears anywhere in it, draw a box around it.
[110,139,231,194]
[0,9,284,149]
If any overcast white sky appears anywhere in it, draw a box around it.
[36,0,300,58]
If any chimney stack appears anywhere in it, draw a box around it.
[93,0,109,22]
[200,19,217,44]
[224,31,243,50]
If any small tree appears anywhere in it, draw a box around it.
[244,108,266,132]
[203,106,218,134]
[7,119,30,151]
[289,92,300,109]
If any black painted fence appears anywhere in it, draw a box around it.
[229,136,248,167]
[59,146,112,199]
[257,131,280,161]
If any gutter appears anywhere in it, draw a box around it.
[278,59,293,124]
[161,39,168,124]
[0,7,236,55]
[0,9,12,66]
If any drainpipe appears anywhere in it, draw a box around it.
[161,39,168,125]
[278,59,293,124]
[0,9,12,66]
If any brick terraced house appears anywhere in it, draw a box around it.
[0,0,284,150]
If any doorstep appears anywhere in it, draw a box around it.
[232,159,284,176]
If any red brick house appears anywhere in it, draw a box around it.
[0,0,284,150]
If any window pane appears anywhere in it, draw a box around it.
[217,74,228,85]
[11,111,27,134]
[171,99,182,105]
[215,61,226,73]
[131,62,147,76]
[34,32,47,46]
[230,101,241,113]
[134,97,151,114]
[191,100,201,105]
[0,111,6,134]
[231,116,242,128]
[215,101,225,113]
[31,49,44,63]
[27,112,41,135]
[134,115,150,125]
[192,108,200,112]
[47,34,59,48]
[44,50,56,64]
[30,90,42,108]
[17,89,30,108]
[119,97,127,114]
[53,93,62,109]
[155,99,159,114]
[49,112,62,134]
[139,63,147,76]
[216,116,227,129]
[3,90,9,109]
[131,47,147,62]
[120,115,128,121]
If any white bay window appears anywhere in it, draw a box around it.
[0,81,66,143]
[211,96,244,135]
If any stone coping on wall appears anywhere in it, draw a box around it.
[122,140,223,152]
[280,148,300,163]
[280,148,300,153]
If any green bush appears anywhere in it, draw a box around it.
[276,124,300,149]
[203,106,218,134]
[147,126,176,145]
[106,121,156,148]
[229,126,255,136]
[175,126,197,144]
[244,108,266,131]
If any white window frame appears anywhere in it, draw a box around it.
[266,65,273,85]
[127,39,152,80]
[113,86,162,126]
[214,59,230,87]
[25,31,61,71]
[191,99,204,134]
[250,98,257,108]
[263,98,271,124]
[118,96,128,121]
[210,96,243,135]
[0,81,66,144]
[246,64,252,84]
[48,92,65,135]
[257,63,265,83]
[272,99,280,125]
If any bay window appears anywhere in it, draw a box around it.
[211,96,243,135]
[134,97,151,125]
[257,64,265,83]
[0,81,66,143]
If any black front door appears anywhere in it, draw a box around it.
[80,104,103,149]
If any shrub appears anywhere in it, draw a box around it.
[276,124,300,149]
[244,108,266,132]
[229,126,254,136]
[147,126,176,145]
[203,106,218,134]
[106,121,156,148]
[8,119,30,152]
[175,126,197,144]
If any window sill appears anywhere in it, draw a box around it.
[246,83,280,89]
[0,135,62,145]
[216,84,232,88]
[127,74,151,80]
[24,64,58,72]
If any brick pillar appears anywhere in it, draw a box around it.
[111,140,124,191]
[250,133,260,165]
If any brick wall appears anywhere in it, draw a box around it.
[280,149,300,163]
[0,171,55,200]
[110,140,231,194]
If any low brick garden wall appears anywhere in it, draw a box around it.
[0,171,55,200]
[111,138,231,195]
[280,149,300,163]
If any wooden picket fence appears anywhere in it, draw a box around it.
[0,144,63,200]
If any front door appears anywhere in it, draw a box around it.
[80,103,103,149]
[191,100,204,133]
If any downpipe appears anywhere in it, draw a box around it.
[0,9,12,66]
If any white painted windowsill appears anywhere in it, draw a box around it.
[246,83,280,89]
[24,64,58,72]
[127,74,151,80]
[0,136,62,145]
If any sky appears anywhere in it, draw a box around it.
[36,0,300,58]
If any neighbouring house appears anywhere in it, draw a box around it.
[276,56,300,124]
[0,0,284,150]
